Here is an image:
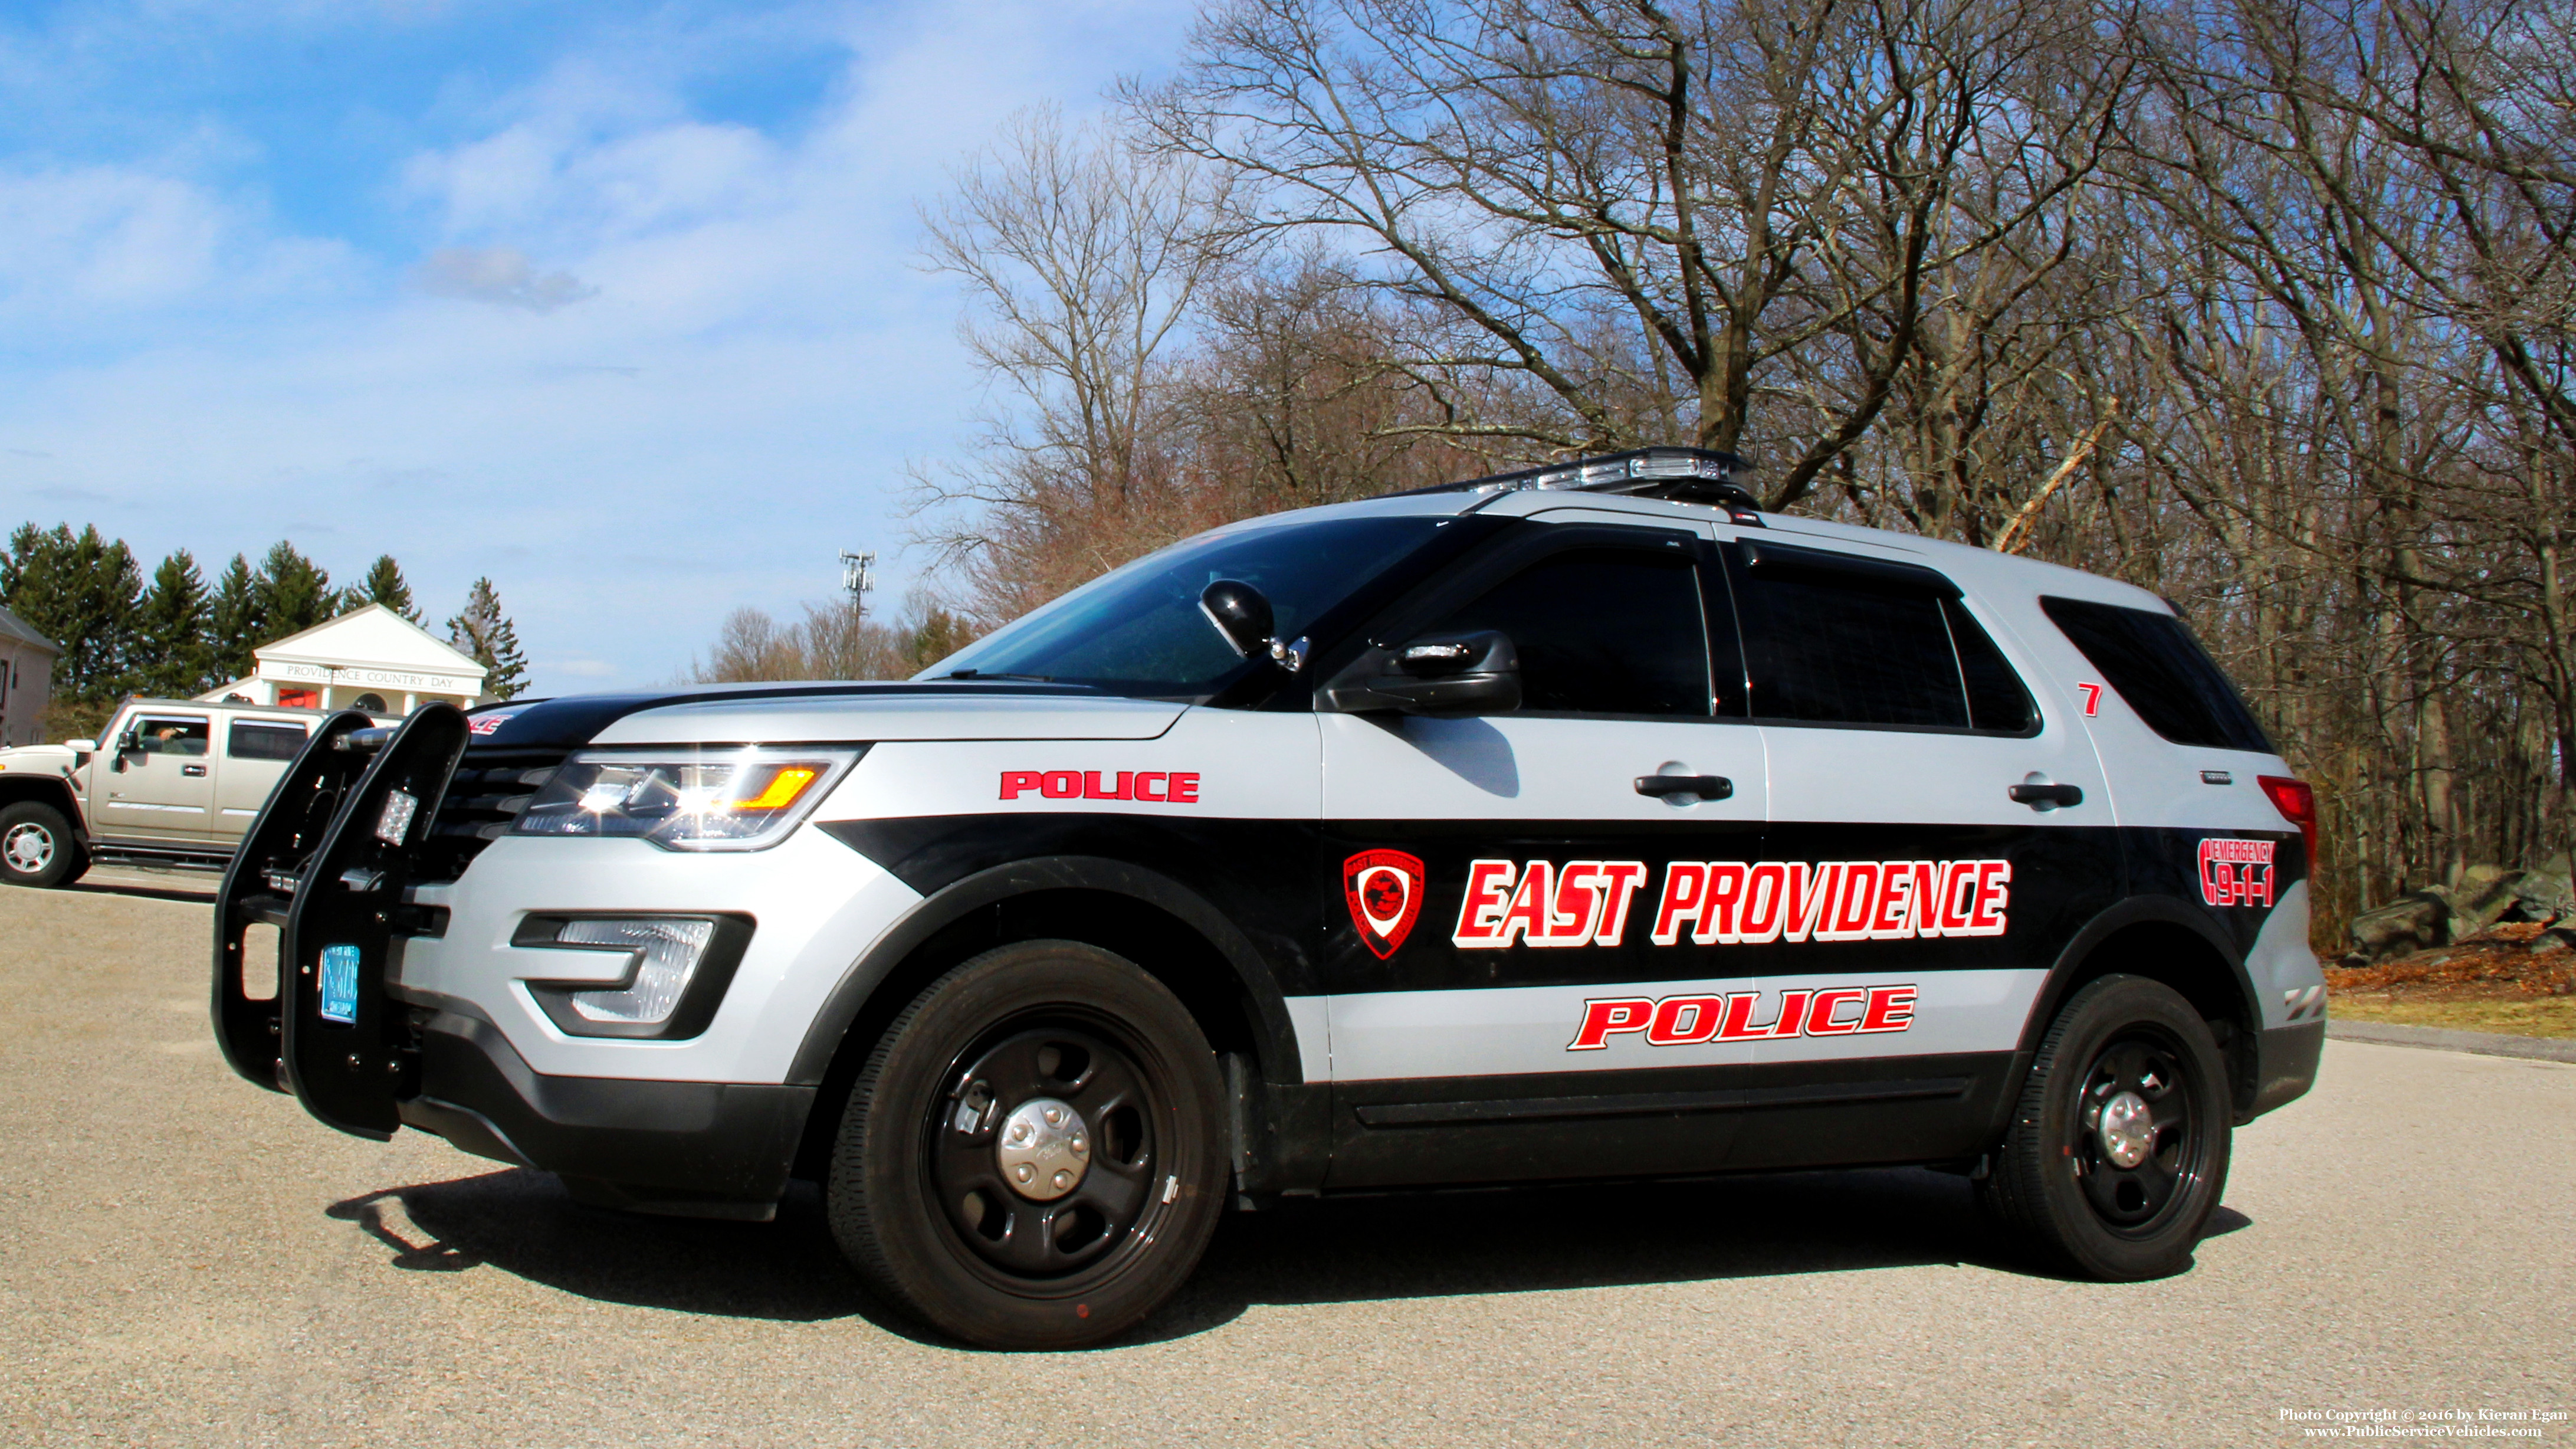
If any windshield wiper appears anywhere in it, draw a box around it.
[944,670,1058,683]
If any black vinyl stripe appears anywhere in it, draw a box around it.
[1354,1074,1971,1127]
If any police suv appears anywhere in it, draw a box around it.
[215,447,2324,1350]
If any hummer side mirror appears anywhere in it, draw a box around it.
[1324,630,1524,716]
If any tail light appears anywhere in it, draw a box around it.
[2257,776,2318,866]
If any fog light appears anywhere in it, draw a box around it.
[514,913,753,1040]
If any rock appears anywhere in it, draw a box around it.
[2506,862,2575,923]
[2345,890,2453,965]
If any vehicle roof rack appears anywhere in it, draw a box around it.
[1413,445,1764,526]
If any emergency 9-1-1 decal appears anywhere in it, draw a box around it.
[2199,838,2278,907]
[1451,857,2011,950]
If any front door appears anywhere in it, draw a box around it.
[1715,538,2118,1168]
[98,712,216,843]
[1318,520,1770,1188]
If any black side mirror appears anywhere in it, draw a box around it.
[1199,579,1275,658]
[1325,630,1522,716]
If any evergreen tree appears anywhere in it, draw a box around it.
[1,523,144,701]
[205,554,264,686]
[447,576,530,700]
[256,541,336,638]
[349,555,421,622]
[132,550,213,697]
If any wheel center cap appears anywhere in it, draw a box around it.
[995,1096,1091,1202]
[2096,1090,2156,1168]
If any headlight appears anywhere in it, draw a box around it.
[513,746,864,851]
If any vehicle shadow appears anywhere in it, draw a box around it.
[67,876,218,906]
[337,1163,2247,1350]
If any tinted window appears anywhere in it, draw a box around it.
[228,721,309,761]
[930,516,1448,697]
[133,717,210,756]
[1737,573,1969,728]
[2040,596,2272,751]
[1948,599,2037,733]
[1430,549,1712,715]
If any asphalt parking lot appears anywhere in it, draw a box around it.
[4,879,2570,1448]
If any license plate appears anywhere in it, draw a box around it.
[318,944,362,1024]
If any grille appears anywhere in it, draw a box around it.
[421,746,568,882]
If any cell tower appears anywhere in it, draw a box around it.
[839,550,876,621]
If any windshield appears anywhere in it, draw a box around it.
[926,514,1452,697]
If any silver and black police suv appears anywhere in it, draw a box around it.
[215,447,2325,1349]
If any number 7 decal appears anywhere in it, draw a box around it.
[2077,682,2103,717]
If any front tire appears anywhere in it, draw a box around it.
[1979,974,2232,1280]
[827,940,1228,1349]
[0,802,87,889]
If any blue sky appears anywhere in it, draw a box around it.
[0,0,1195,689]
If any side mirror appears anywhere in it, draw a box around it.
[1324,630,1522,716]
[1199,579,1275,659]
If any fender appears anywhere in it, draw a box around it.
[785,853,1308,1089]
[0,773,90,846]
[1984,891,2263,1133]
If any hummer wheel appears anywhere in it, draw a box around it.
[827,940,1226,1349]
[0,802,87,889]
[1978,973,2232,1280]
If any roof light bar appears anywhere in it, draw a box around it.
[1418,446,1764,524]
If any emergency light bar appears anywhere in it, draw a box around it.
[1417,446,1764,524]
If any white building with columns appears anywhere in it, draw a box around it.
[199,605,489,714]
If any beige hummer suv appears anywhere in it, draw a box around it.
[0,697,395,887]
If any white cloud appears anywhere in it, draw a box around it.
[414,246,596,310]
[0,0,1197,695]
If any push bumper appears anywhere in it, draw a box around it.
[400,1002,815,1220]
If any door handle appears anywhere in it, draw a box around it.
[2008,782,2083,810]
[1635,774,1733,800]
[182,764,208,778]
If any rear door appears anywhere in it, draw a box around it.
[216,716,313,842]
[97,711,217,843]
[1318,518,1770,1188]
[1717,539,2116,1168]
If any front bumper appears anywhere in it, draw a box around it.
[401,1001,816,1219]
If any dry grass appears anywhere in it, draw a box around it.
[2326,922,2576,1040]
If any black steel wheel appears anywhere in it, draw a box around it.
[0,801,87,889]
[827,940,1226,1349]
[1978,973,2232,1280]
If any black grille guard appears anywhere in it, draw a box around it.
[211,703,471,1140]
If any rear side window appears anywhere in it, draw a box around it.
[1429,549,1714,716]
[1729,545,2036,733]
[2040,596,2271,752]
[228,721,309,761]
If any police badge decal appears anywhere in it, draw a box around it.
[1343,849,1426,959]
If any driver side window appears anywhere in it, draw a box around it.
[1427,548,1715,716]
[134,717,211,756]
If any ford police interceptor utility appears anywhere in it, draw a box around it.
[214,447,2325,1350]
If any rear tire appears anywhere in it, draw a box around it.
[826,940,1228,1349]
[0,802,87,889]
[1978,974,2232,1280]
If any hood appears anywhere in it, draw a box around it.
[467,682,1186,750]
[0,743,77,771]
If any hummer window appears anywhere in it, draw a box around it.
[1425,549,1715,716]
[228,721,310,762]
[134,717,211,756]
[927,515,1451,699]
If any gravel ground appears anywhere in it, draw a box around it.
[4,882,2570,1448]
